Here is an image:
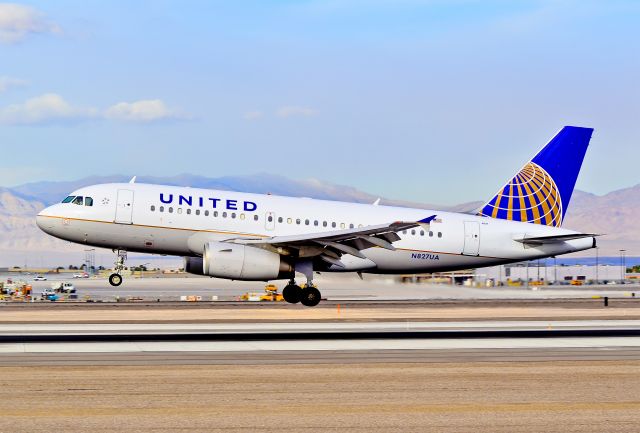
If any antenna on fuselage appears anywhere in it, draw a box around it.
[129,176,137,184]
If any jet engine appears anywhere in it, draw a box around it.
[186,242,292,281]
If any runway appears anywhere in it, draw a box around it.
[2,319,640,365]
[3,306,640,432]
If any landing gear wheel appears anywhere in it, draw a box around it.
[282,284,301,303]
[109,273,123,287]
[300,286,321,307]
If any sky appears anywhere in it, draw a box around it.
[0,0,638,205]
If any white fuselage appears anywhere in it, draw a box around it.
[36,183,594,276]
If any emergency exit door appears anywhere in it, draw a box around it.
[462,221,480,256]
[265,211,276,230]
[115,189,134,224]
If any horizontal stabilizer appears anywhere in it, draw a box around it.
[514,233,599,246]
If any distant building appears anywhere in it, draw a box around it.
[477,263,625,284]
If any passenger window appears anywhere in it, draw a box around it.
[278,217,283,223]
[206,210,210,216]
[287,218,292,224]
[420,230,424,236]
[268,216,273,222]
[254,215,259,221]
[196,210,200,215]
[62,196,75,204]
[314,220,319,226]
[429,231,433,237]
[168,207,174,213]
[240,214,245,220]
[438,232,442,238]
[187,209,192,215]
[340,223,345,229]
[177,208,183,214]
[402,230,407,234]
[223,212,227,218]
[411,229,415,235]
[231,213,236,219]
[160,206,165,212]
[85,197,93,207]
[332,222,336,228]
[349,224,354,229]
[305,219,310,225]
[72,196,84,205]
[323,221,327,227]
[296,218,301,225]
[151,205,156,211]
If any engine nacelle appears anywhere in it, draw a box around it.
[201,242,292,281]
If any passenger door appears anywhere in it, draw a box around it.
[115,189,134,224]
[462,221,480,256]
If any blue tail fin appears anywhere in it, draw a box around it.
[477,126,593,227]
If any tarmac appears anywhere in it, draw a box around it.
[3,284,640,432]
[9,274,640,302]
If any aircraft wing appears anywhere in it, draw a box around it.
[230,215,437,267]
[514,233,599,246]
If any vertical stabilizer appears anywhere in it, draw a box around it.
[477,126,593,227]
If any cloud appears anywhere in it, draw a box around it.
[275,106,318,118]
[0,76,26,93]
[104,99,184,122]
[0,93,97,125]
[0,94,188,125]
[243,110,264,120]
[0,3,61,44]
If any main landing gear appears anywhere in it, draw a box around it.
[282,278,322,307]
[108,249,127,287]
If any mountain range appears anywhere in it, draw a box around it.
[0,174,637,266]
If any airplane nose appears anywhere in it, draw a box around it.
[36,206,54,233]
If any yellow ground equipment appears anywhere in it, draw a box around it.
[241,284,284,302]
[260,284,284,302]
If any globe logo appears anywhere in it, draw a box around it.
[478,162,563,227]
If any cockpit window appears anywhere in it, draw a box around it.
[62,196,75,203]
[85,197,93,207]
[72,196,84,205]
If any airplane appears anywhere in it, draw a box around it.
[36,126,596,307]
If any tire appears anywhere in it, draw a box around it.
[300,286,321,307]
[109,273,123,287]
[282,284,301,303]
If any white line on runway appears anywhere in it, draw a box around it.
[2,320,640,335]
[2,337,640,354]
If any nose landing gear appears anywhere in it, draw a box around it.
[108,273,123,287]
[108,249,127,287]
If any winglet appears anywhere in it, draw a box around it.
[129,176,137,184]
[419,215,437,224]
[372,198,381,206]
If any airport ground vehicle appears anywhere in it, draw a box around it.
[260,284,284,301]
[40,288,59,301]
[51,281,76,293]
[33,275,47,281]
